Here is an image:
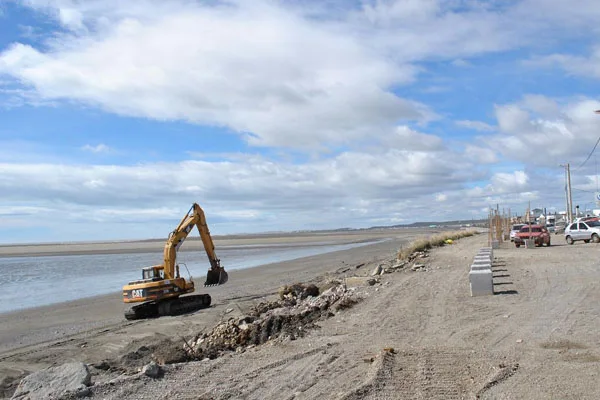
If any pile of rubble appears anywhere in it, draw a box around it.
[407,250,429,262]
[185,282,361,360]
[367,250,430,274]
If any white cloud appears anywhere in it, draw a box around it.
[0,205,52,216]
[520,94,561,118]
[0,1,427,150]
[526,47,600,79]
[0,142,485,239]
[3,1,600,241]
[462,171,532,200]
[491,171,529,192]
[421,85,450,93]
[464,144,498,164]
[3,0,600,151]
[81,143,110,153]
[488,96,600,167]
[495,105,531,134]
[451,59,472,67]
[455,120,495,132]
[355,0,600,62]
[384,126,444,151]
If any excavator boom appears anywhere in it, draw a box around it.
[163,203,228,286]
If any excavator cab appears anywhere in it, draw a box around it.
[142,266,164,281]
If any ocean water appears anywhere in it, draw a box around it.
[0,240,379,313]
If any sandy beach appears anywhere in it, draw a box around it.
[0,228,420,396]
[2,229,600,399]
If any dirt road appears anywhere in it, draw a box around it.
[3,232,600,399]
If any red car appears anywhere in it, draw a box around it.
[514,224,551,247]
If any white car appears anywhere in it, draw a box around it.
[564,220,600,244]
[510,224,526,242]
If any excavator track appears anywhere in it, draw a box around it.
[124,294,211,320]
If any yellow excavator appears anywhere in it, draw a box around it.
[122,203,228,320]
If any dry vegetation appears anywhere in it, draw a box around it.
[396,229,478,260]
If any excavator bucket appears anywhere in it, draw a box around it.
[205,267,228,286]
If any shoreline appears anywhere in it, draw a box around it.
[0,232,414,355]
[0,228,411,258]
[0,237,392,316]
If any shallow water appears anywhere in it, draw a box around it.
[0,240,378,313]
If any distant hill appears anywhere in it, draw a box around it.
[366,219,488,230]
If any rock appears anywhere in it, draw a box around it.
[303,284,319,298]
[91,360,111,371]
[411,264,426,271]
[238,322,250,331]
[142,361,161,378]
[345,276,377,288]
[225,308,234,314]
[11,362,91,400]
[371,265,383,276]
[278,283,319,300]
[366,278,377,286]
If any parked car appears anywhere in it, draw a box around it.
[514,224,551,247]
[574,216,600,224]
[510,224,527,242]
[564,220,600,244]
[554,221,566,235]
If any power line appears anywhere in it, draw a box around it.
[572,187,596,194]
[575,135,600,170]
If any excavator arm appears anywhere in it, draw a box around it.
[162,203,228,286]
[192,204,228,286]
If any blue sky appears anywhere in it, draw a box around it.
[1,0,600,243]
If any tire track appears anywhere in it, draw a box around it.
[338,347,501,400]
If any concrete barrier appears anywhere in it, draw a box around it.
[474,255,491,263]
[472,256,491,264]
[469,269,494,296]
[479,247,493,259]
[471,258,492,268]
[469,247,494,296]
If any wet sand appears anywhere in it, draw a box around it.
[0,230,401,258]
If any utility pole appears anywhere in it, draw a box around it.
[561,163,574,223]
[567,163,573,223]
[563,164,569,223]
